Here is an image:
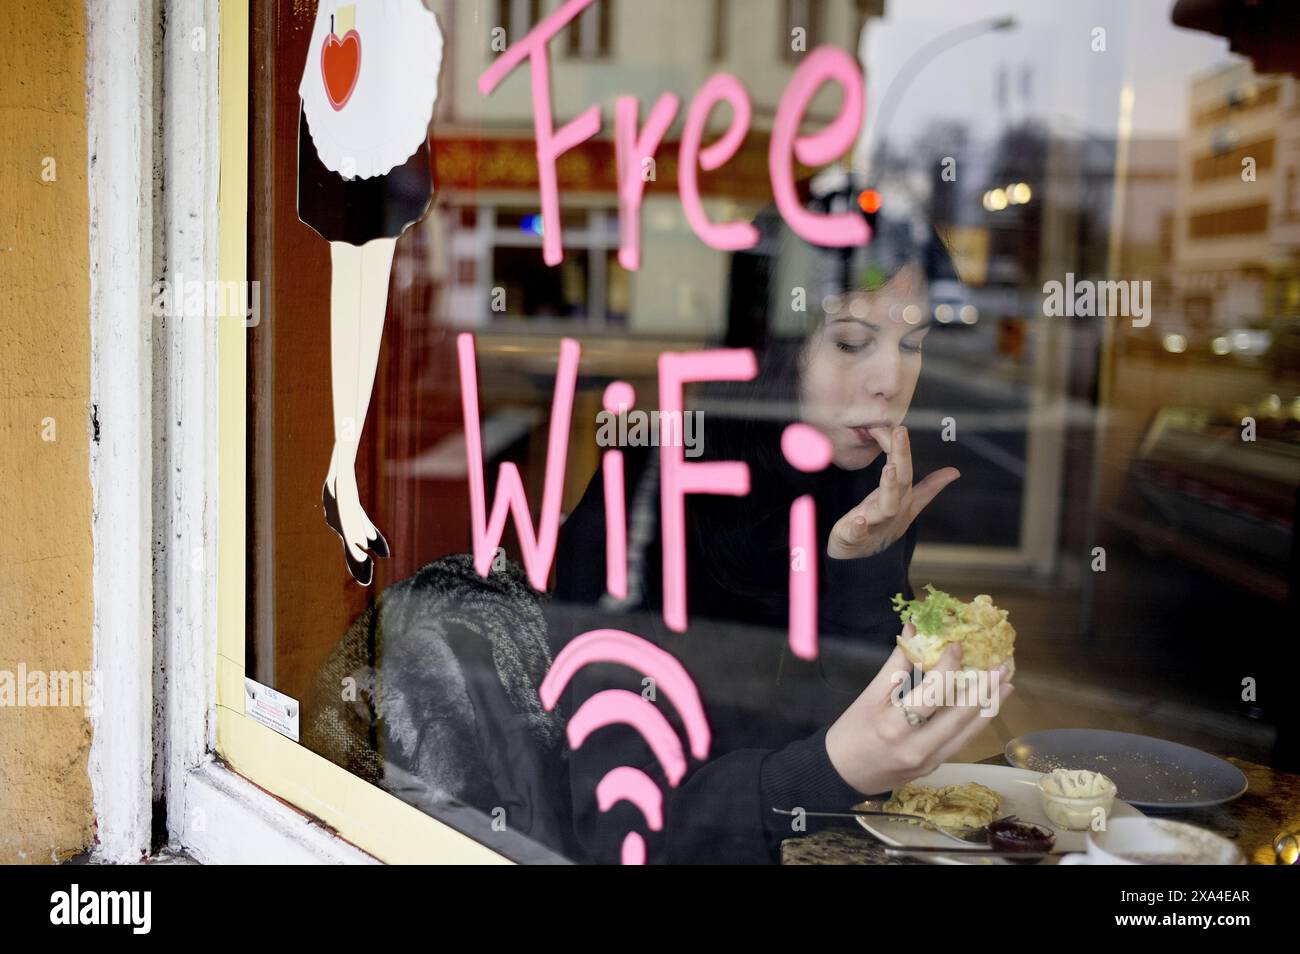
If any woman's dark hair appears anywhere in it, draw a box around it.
[687,180,961,618]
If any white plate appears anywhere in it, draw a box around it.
[856,763,1146,865]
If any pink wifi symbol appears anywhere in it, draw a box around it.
[539,628,711,864]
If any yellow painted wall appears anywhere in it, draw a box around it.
[0,2,95,862]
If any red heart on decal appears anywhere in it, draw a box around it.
[320,29,361,111]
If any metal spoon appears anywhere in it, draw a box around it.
[856,799,1017,845]
[771,805,994,846]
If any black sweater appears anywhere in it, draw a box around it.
[550,443,917,864]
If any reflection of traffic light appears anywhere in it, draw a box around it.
[857,188,882,229]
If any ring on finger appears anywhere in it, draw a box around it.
[901,705,929,727]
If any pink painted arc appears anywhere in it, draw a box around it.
[539,628,711,760]
[567,689,688,786]
[596,766,665,830]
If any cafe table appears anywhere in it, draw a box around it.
[780,752,1300,865]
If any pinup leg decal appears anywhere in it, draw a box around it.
[324,236,396,585]
[299,2,441,585]
[351,237,396,548]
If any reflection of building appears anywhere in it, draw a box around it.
[1174,62,1300,335]
[377,1,883,577]
[429,0,868,337]
[916,121,1119,353]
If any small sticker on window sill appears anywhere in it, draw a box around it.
[244,678,300,742]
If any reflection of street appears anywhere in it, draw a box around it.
[908,351,1029,549]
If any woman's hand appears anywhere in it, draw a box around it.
[827,425,960,560]
[824,627,1013,795]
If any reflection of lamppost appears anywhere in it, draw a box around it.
[864,16,1018,184]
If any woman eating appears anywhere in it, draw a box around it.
[550,195,1015,863]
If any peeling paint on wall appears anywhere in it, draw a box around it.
[0,2,96,863]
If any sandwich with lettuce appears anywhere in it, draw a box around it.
[891,584,1016,679]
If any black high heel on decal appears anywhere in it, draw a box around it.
[323,480,389,559]
[323,480,376,585]
[322,480,344,537]
[344,546,374,587]
[365,528,389,559]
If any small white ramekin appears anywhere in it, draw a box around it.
[1036,771,1117,831]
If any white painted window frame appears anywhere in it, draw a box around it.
[87,0,376,865]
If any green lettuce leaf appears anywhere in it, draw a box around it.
[891,583,962,637]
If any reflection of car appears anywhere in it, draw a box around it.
[1126,313,1198,357]
[1128,314,1300,370]
[929,278,967,317]
[1128,405,1299,575]
[1214,326,1272,361]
